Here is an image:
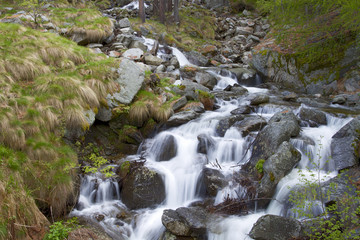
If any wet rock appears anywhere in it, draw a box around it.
[162,209,191,236]
[331,116,360,170]
[245,111,300,171]
[197,134,216,155]
[215,115,245,137]
[197,168,226,197]
[159,231,196,240]
[166,110,201,127]
[282,92,298,101]
[122,48,144,60]
[299,107,327,126]
[231,86,249,95]
[162,207,208,238]
[257,141,301,201]
[332,95,347,105]
[185,51,210,67]
[228,68,256,86]
[195,72,218,90]
[170,57,180,68]
[121,166,165,209]
[230,105,251,115]
[95,214,105,221]
[249,214,302,240]
[155,134,178,161]
[233,116,267,136]
[249,94,269,105]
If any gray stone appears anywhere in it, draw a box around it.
[228,68,257,86]
[121,166,165,209]
[299,107,327,126]
[129,40,147,52]
[87,43,103,48]
[215,115,245,137]
[152,134,178,161]
[197,134,216,155]
[250,94,270,105]
[331,117,360,170]
[185,51,210,67]
[155,64,166,73]
[258,141,301,200]
[332,95,347,104]
[170,57,180,68]
[235,26,253,36]
[230,105,251,115]
[198,167,226,197]
[233,116,267,136]
[118,18,131,28]
[171,96,187,111]
[116,34,134,48]
[122,48,144,60]
[195,72,218,90]
[162,209,191,236]
[245,111,300,171]
[249,214,302,240]
[166,110,201,127]
[176,207,208,237]
[144,54,164,66]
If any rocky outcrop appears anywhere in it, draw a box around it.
[299,107,327,126]
[257,141,301,200]
[215,115,245,137]
[331,116,360,170]
[121,166,165,209]
[197,168,227,197]
[197,134,216,155]
[96,59,145,122]
[245,111,300,171]
[152,134,178,161]
[249,214,303,240]
[232,116,267,137]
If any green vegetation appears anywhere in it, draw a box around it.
[289,140,360,239]
[252,0,360,81]
[255,159,265,174]
[0,23,118,237]
[44,217,79,240]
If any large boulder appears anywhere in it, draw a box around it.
[96,59,145,122]
[184,51,210,67]
[299,107,327,127]
[151,134,178,161]
[232,116,267,137]
[166,110,201,127]
[215,115,245,137]
[257,141,301,200]
[228,68,257,86]
[144,54,164,66]
[249,214,303,240]
[122,48,144,61]
[195,72,218,90]
[197,168,227,197]
[121,166,165,209]
[197,134,216,154]
[245,111,300,171]
[331,116,360,170]
[162,207,208,238]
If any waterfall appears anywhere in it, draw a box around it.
[71,44,354,240]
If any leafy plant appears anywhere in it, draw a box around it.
[83,153,115,178]
[255,159,265,174]
[20,0,45,26]
[44,217,79,240]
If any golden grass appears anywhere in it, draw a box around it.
[150,104,174,122]
[129,102,150,126]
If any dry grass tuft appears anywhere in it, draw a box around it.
[129,102,150,126]
[4,56,50,82]
[150,104,174,122]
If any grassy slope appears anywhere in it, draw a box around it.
[253,0,360,82]
[0,22,118,239]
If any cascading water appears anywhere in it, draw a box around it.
[71,44,354,239]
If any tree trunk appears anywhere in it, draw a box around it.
[159,0,166,24]
[167,0,172,13]
[174,0,179,24]
[154,0,159,16]
[139,0,145,23]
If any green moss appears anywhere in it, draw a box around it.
[255,159,265,174]
[196,89,214,99]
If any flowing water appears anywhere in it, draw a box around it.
[71,45,353,239]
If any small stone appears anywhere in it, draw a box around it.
[332,95,346,104]
[90,48,102,54]
[122,48,144,60]
[109,51,121,58]
[95,214,105,222]
[118,18,131,28]
[87,43,103,48]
